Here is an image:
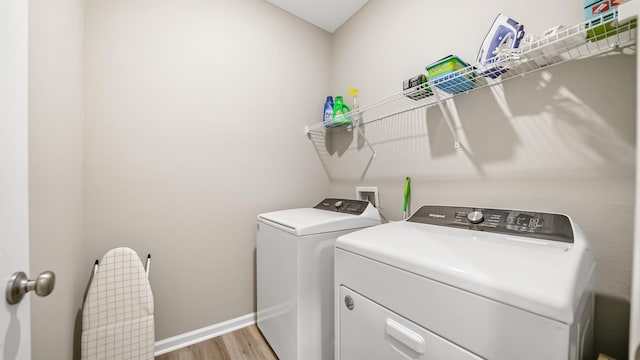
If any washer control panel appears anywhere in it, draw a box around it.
[314,198,370,215]
[408,205,574,243]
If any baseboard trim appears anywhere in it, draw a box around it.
[154,312,256,356]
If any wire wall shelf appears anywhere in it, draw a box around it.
[305,11,637,149]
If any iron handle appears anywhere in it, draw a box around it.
[6,270,56,305]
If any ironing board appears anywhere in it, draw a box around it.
[81,247,155,360]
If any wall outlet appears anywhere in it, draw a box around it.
[356,186,379,208]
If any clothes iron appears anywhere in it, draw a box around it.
[476,14,525,79]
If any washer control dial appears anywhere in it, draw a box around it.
[467,210,484,224]
[334,201,344,210]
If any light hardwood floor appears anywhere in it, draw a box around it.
[155,325,278,360]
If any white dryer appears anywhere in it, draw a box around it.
[335,205,595,360]
[257,198,381,360]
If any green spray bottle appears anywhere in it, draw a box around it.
[332,96,351,127]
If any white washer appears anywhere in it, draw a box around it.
[257,198,381,360]
[335,205,595,360]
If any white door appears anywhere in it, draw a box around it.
[0,0,31,359]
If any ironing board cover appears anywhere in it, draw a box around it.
[81,247,154,360]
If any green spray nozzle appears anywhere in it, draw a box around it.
[403,177,411,213]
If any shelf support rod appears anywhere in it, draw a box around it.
[355,116,376,158]
[431,88,461,148]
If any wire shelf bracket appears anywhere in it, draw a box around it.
[431,88,461,148]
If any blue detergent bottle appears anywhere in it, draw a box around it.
[323,96,334,127]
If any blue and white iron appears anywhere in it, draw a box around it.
[476,14,525,79]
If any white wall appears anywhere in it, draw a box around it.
[327,1,635,358]
[28,0,85,359]
[84,0,331,340]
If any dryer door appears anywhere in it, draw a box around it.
[339,286,482,360]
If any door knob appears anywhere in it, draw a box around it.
[6,271,55,305]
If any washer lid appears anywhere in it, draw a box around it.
[336,217,594,324]
[258,200,380,236]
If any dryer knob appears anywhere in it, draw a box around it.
[334,201,344,210]
[467,210,484,224]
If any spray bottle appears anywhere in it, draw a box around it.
[348,88,360,113]
[349,87,365,148]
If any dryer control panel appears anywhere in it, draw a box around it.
[408,206,574,243]
[314,198,370,215]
